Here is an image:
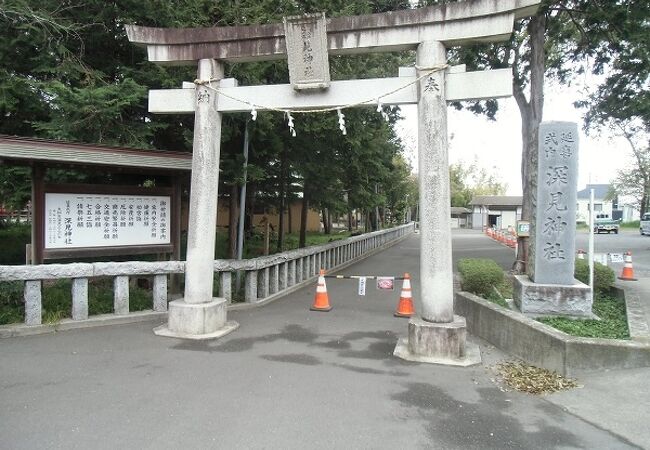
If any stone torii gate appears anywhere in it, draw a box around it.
[126,0,540,364]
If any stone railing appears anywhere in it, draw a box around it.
[0,223,414,331]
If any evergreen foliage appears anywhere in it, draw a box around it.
[0,0,418,251]
[457,258,504,298]
[573,258,615,294]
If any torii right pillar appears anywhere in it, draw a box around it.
[394,41,481,366]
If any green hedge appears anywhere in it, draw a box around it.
[457,258,504,297]
[574,259,615,293]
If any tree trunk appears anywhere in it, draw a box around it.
[641,188,649,217]
[328,209,333,233]
[228,184,238,258]
[322,208,330,234]
[347,207,353,231]
[277,151,287,252]
[246,182,255,234]
[514,12,546,275]
[299,182,309,248]
[288,201,293,234]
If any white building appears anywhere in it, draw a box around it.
[576,184,639,223]
[469,196,522,230]
[576,184,612,222]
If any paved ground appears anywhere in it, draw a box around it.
[575,228,650,277]
[1,232,648,449]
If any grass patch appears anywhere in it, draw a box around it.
[620,220,640,229]
[537,292,629,339]
[485,279,513,309]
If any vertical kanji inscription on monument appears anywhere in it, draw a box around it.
[532,122,579,285]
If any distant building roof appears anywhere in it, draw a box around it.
[450,207,471,215]
[0,135,191,172]
[577,184,611,200]
[469,195,522,207]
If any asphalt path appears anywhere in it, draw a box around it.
[452,228,650,277]
[0,233,641,450]
[575,229,650,277]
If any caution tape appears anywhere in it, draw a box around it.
[324,275,408,280]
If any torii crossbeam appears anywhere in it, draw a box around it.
[126,0,540,364]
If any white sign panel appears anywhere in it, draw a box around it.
[609,253,624,263]
[283,13,330,90]
[358,277,367,296]
[45,193,171,249]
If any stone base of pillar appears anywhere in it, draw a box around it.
[513,275,594,318]
[153,298,239,340]
[393,316,481,367]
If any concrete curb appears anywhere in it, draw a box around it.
[455,290,650,377]
[0,311,167,338]
[614,283,650,343]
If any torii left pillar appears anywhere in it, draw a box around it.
[154,59,239,339]
[394,41,480,365]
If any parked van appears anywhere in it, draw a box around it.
[640,213,650,235]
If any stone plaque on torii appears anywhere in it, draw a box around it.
[125,0,541,364]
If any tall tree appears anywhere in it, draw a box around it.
[421,0,647,272]
[603,122,650,216]
[449,160,507,208]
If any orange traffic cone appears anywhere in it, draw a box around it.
[394,273,415,318]
[618,251,638,281]
[311,269,332,311]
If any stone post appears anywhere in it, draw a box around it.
[154,58,239,339]
[114,276,129,315]
[279,263,288,291]
[153,274,168,312]
[72,278,89,320]
[245,270,258,303]
[269,265,279,295]
[416,41,453,323]
[258,267,270,299]
[394,41,480,367]
[220,272,232,303]
[514,122,591,317]
[24,280,42,326]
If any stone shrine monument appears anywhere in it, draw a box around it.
[514,121,593,317]
[126,0,542,364]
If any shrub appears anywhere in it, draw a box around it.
[0,224,30,265]
[458,258,504,297]
[574,259,615,293]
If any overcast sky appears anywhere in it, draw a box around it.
[396,79,633,195]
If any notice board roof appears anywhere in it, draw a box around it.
[0,135,192,172]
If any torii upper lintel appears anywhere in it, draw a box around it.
[125,0,540,64]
